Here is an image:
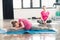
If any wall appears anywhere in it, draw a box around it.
[14,9,56,19]
[0,0,3,28]
[0,0,3,19]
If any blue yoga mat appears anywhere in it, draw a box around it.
[0,29,7,34]
[0,29,56,34]
[25,29,56,34]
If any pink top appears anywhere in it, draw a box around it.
[41,11,49,21]
[18,18,32,30]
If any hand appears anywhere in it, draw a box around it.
[15,28,21,30]
[15,28,20,30]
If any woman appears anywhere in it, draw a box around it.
[11,19,32,40]
[41,6,50,24]
[37,6,51,24]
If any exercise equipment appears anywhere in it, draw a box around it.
[0,29,56,34]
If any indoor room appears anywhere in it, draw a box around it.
[0,0,60,40]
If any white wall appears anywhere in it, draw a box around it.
[0,0,3,19]
[14,9,56,19]
[0,0,3,28]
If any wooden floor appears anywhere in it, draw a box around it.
[0,19,60,40]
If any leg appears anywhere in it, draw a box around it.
[46,20,52,23]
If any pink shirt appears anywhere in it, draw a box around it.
[18,18,32,30]
[41,11,49,21]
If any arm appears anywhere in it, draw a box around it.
[19,21,24,29]
[41,11,44,21]
[45,11,50,21]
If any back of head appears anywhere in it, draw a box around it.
[11,21,17,27]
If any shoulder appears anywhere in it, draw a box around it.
[47,10,49,12]
[41,11,44,14]
[47,11,50,14]
[41,11,44,13]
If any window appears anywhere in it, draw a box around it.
[32,0,40,8]
[42,0,56,8]
[22,0,41,8]
[23,0,30,8]
[13,0,56,9]
[13,0,21,8]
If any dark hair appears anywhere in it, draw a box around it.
[11,21,17,27]
[42,6,46,9]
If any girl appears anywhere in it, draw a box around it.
[11,18,32,30]
[41,6,49,24]
[11,19,32,40]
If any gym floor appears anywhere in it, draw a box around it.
[0,19,60,40]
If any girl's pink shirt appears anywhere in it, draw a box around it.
[18,18,32,30]
[41,11,49,21]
